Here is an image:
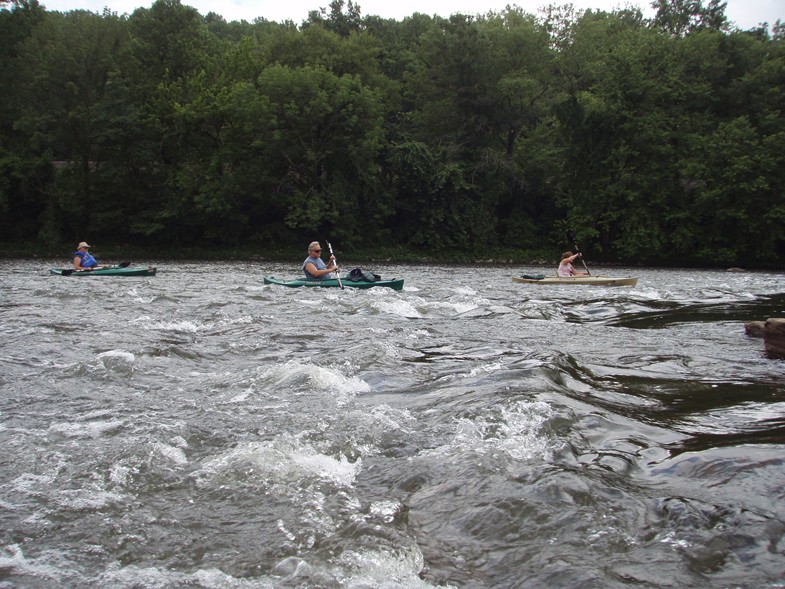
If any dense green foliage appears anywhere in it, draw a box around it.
[1,0,783,265]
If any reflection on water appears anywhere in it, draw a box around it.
[1,261,784,588]
[606,292,785,329]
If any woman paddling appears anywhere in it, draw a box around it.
[558,251,589,277]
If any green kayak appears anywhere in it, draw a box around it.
[264,276,404,290]
[50,266,157,277]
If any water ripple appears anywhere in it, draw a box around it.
[2,261,784,588]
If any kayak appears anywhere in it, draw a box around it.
[513,275,638,287]
[264,276,404,290]
[50,266,157,277]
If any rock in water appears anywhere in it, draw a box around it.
[764,318,785,358]
[745,321,766,338]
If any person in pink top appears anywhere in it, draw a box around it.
[558,251,589,277]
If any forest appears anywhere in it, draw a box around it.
[1,0,783,266]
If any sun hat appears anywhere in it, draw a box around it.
[78,241,91,248]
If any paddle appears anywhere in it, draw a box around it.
[61,261,131,276]
[326,241,343,289]
[567,231,591,275]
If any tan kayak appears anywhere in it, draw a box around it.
[513,275,638,287]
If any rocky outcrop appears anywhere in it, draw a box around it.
[745,321,766,337]
[764,318,785,358]
[746,318,785,358]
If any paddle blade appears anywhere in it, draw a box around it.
[567,229,590,275]
[567,231,580,251]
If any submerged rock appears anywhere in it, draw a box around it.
[748,318,785,358]
[745,321,766,338]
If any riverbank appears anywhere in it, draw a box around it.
[9,241,779,270]
[6,241,557,265]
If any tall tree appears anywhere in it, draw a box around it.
[13,8,137,242]
[0,0,48,241]
[651,0,729,36]
[554,9,682,260]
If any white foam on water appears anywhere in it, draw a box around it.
[368,499,402,523]
[373,339,403,360]
[96,350,136,361]
[148,319,203,333]
[0,545,65,585]
[170,435,188,448]
[223,387,254,403]
[269,545,456,588]
[290,451,360,486]
[337,547,457,589]
[630,287,666,300]
[363,403,416,433]
[127,286,155,304]
[10,471,58,495]
[151,441,188,466]
[453,286,477,296]
[211,313,254,327]
[450,300,481,315]
[54,488,126,511]
[96,349,136,374]
[48,419,125,439]
[194,437,361,490]
[231,315,254,325]
[371,298,423,318]
[297,298,326,307]
[420,400,556,463]
[109,464,134,486]
[98,563,274,588]
[466,362,504,377]
[96,551,453,589]
[257,359,371,401]
[493,400,557,462]
[417,296,487,316]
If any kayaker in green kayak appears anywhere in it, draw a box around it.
[72,242,106,271]
[303,241,339,280]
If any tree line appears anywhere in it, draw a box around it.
[1,0,783,266]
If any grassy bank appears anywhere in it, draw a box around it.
[8,241,558,266]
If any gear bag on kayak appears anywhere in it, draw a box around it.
[347,268,381,282]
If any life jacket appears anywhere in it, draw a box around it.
[74,251,98,269]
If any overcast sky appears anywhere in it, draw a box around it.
[35,0,782,31]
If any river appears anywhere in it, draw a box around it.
[1,260,784,588]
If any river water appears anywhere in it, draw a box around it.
[1,260,784,588]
